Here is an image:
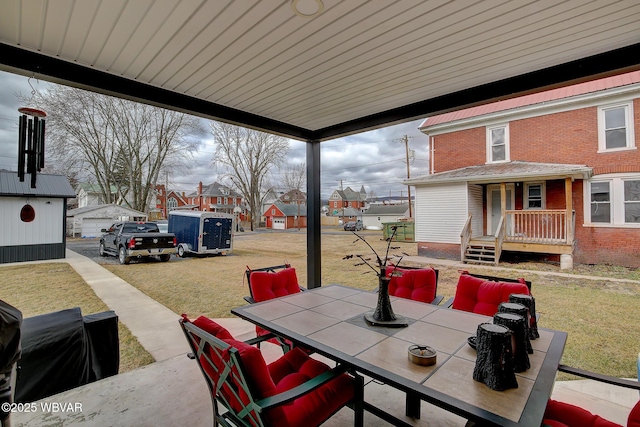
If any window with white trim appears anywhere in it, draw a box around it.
[587,175,640,226]
[624,180,640,223]
[524,183,545,209]
[597,102,635,151]
[590,182,611,223]
[486,124,509,163]
[167,197,178,211]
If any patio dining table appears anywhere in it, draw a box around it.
[231,285,567,427]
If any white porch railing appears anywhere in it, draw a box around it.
[505,210,574,244]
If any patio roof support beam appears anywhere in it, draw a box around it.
[306,140,321,289]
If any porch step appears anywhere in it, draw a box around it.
[464,244,496,265]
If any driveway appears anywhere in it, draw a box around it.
[66,238,183,265]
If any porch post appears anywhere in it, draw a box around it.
[500,182,506,226]
[565,177,573,242]
[306,140,321,289]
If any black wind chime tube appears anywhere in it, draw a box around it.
[17,114,27,182]
[17,108,46,188]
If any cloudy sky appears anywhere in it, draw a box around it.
[0,70,430,200]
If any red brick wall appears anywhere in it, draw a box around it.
[433,99,640,173]
[417,242,459,260]
[433,128,486,172]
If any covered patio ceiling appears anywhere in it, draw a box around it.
[1,0,640,142]
[1,0,640,285]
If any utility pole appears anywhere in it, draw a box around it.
[337,179,344,222]
[397,135,413,218]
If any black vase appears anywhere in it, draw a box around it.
[364,273,408,328]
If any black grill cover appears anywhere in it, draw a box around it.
[15,308,119,403]
[0,300,22,374]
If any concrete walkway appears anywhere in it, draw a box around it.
[9,250,639,426]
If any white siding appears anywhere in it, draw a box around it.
[468,184,484,237]
[415,183,469,243]
[0,197,63,246]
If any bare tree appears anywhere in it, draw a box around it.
[210,122,289,230]
[283,162,306,229]
[24,85,202,212]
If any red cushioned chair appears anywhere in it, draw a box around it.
[543,364,640,427]
[444,271,531,317]
[180,315,364,427]
[385,265,443,305]
[243,265,306,353]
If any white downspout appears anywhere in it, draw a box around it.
[430,136,435,174]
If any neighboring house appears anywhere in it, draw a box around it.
[0,171,76,264]
[149,185,195,219]
[280,189,306,205]
[408,70,640,269]
[340,207,362,223]
[166,190,194,212]
[263,200,307,229]
[67,204,147,238]
[260,189,282,223]
[362,204,410,229]
[186,182,248,220]
[328,186,367,219]
[75,183,118,208]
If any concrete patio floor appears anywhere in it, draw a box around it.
[8,250,638,426]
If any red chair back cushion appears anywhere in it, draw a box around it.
[543,399,623,427]
[452,273,530,316]
[386,266,437,303]
[249,268,300,302]
[629,400,640,427]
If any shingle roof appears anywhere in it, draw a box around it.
[273,200,307,217]
[405,161,592,186]
[363,205,409,216]
[0,171,75,198]
[421,70,640,128]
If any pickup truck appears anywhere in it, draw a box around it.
[99,221,177,264]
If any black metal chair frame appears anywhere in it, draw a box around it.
[243,264,306,304]
[179,318,364,427]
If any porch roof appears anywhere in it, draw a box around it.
[404,161,592,186]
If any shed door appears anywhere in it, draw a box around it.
[81,218,113,238]
[272,218,285,229]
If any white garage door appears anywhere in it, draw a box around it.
[81,218,113,238]
[272,218,285,230]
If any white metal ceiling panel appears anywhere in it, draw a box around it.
[1,0,639,138]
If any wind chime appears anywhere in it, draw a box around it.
[17,106,46,189]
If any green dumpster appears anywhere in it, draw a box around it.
[382,222,414,242]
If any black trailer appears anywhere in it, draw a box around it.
[168,211,234,257]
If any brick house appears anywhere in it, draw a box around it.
[280,189,306,205]
[407,70,640,269]
[264,200,307,229]
[186,182,248,220]
[328,186,367,219]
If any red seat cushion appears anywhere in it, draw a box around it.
[249,268,300,302]
[452,273,530,316]
[386,266,437,303]
[543,399,622,427]
[183,315,353,427]
[264,347,355,427]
